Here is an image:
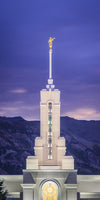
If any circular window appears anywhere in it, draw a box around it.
[42,181,58,200]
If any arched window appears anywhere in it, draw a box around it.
[48,102,52,111]
[42,181,58,200]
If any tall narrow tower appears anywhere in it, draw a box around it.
[26,37,74,169]
[34,37,65,167]
[22,38,77,200]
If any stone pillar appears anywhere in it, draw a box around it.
[64,184,77,200]
[21,184,36,200]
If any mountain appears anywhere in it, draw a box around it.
[0,116,100,175]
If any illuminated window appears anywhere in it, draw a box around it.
[42,181,58,200]
[48,137,52,144]
[48,125,52,133]
[48,148,52,155]
[48,115,52,125]
[48,102,53,159]
[48,102,52,111]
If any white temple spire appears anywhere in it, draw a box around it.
[49,50,52,79]
[47,37,55,88]
[48,37,55,79]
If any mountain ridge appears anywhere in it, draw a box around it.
[0,116,100,175]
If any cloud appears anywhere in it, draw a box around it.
[64,108,100,120]
[1,107,19,111]
[0,106,19,116]
[9,89,27,94]
[0,104,39,113]
[0,111,5,115]
[0,103,40,120]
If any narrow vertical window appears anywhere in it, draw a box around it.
[48,102,52,159]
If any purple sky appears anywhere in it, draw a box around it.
[0,0,100,120]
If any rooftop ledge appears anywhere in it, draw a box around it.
[23,169,77,173]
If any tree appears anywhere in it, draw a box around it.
[0,180,7,200]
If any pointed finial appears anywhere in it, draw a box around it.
[48,37,55,51]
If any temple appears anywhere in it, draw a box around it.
[21,37,77,200]
[0,38,100,200]
[26,37,74,170]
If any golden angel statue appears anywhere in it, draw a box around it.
[48,37,55,50]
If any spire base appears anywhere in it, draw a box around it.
[46,79,55,90]
[48,78,53,85]
[46,84,55,90]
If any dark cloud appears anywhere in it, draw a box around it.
[0,0,100,120]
